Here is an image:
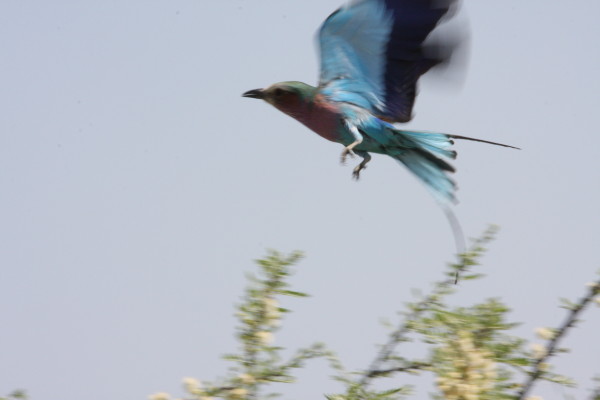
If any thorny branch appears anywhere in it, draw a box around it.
[357,232,492,389]
[358,280,452,388]
[358,227,497,390]
[516,276,600,400]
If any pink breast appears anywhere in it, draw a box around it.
[295,95,342,143]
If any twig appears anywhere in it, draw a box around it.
[358,265,459,387]
[358,227,497,389]
[517,277,600,400]
[366,362,432,378]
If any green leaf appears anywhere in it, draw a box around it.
[461,273,485,280]
[278,290,309,298]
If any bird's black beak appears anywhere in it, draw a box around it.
[242,88,265,99]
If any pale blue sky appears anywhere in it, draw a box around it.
[1,1,599,399]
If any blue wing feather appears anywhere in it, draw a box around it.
[318,0,393,110]
[317,0,456,122]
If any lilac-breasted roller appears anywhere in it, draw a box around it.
[243,0,517,204]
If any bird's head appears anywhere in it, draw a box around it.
[243,81,317,116]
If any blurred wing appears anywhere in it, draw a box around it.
[318,0,455,123]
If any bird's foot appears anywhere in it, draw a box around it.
[340,147,356,165]
[352,163,366,180]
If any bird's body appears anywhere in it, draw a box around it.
[246,80,460,200]
[266,83,342,144]
[243,0,517,204]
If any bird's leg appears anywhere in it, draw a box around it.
[340,124,363,164]
[352,151,371,180]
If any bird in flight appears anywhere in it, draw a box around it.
[243,0,517,205]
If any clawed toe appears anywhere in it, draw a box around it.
[340,148,356,165]
[348,151,371,180]
[352,165,365,180]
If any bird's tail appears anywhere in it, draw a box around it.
[388,129,519,203]
[448,134,520,150]
[388,129,458,204]
[387,129,465,274]
[388,129,517,281]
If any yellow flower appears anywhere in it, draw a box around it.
[238,373,255,384]
[228,387,248,399]
[530,343,547,359]
[182,377,202,394]
[255,331,274,345]
[264,298,279,313]
[468,352,485,368]
[483,362,497,380]
[149,393,171,400]
[535,327,554,340]
[457,338,474,352]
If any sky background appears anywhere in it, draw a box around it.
[1,1,600,399]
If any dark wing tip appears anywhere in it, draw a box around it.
[380,0,461,123]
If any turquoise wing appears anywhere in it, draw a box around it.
[317,0,456,122]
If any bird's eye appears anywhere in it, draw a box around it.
[274,88,284,97]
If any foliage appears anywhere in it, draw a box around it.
[0,391,27,400]
[142,229,597,400]
[149,250,332,400]
[5,229,597,400]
